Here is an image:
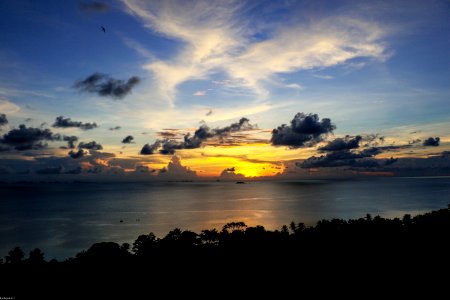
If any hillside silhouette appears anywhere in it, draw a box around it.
[1,205,449,296]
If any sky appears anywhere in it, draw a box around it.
[0,0,449,181]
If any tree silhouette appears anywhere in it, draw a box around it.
[77,242,130,263]
[161,228,199,248]
[28,248,45,264]
[132,233,157,256]
[1,204,449,280]
[5,247,24,264]
[222,222,247,233]
[289,221,296,234]
[200,229,220,246]
[120,243,130,253]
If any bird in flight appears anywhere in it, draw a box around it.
[101,26,106,33]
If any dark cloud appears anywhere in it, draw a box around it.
[69,149,85,159]
[219,166,245,180]
[349,159,380,168]
[62,135,78,149]
[0,149,118,178]
[364,134,384,142]
[157,156,197,179]
[375,145,412,152]
[74,73,140,99]
[271,113,335,148]
[300,140,413,169]
[109,126,121,131]
[359,147,382,157]
[78,141,103,150]
[65,167,82,174]
[122,135,134,144]
[53,116,98,130]
[441,151,450,157]
[134,165,152,174]
[319,135,362,152]
[213,118,256,136]
[423,137,440,147]
[0,124,59,151]
[0,114,8,126]
[157,131,178,138]
[79,1,109,13]
[206,110,213,116]
[0,145,10,152]
[360,134,385,147]
[140,143,159,155]
[87,166,103,174]
[141,118,256,155]
[36,166,63,175]
[300,143,387,169]
[384,157,398,166]
[300,151,376,168]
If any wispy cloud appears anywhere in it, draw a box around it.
[120,35,155,59]
[79,1,109,13]
[0,87,55,99]
[193,90,206,96]
[285,83,303,90]
[121,0,389,106]
[0,99,20,114]
[313,74,334,80]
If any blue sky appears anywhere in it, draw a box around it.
[0,0,449,179]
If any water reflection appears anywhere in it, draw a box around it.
[0,177,449,259]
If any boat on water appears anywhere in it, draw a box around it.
[236,181,245,184]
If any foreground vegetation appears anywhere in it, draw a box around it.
[1,206,449,295]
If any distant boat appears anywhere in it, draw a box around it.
[236,181,245,184]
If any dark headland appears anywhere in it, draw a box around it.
[1,205,449,296]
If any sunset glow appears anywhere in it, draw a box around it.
[0,0,449,180]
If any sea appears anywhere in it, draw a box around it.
[1,177,449,260]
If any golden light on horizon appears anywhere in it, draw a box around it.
[177,143,299,177]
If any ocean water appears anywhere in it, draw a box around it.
[1,177,449,260]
